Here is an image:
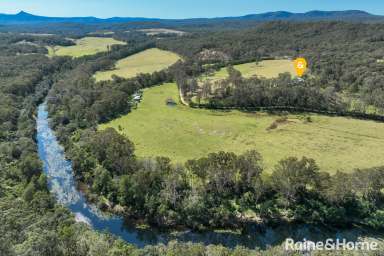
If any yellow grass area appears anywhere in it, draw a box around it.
[94,48,181,81]
[201,59,296,84]
[100,83,384,173]
[46,37,126,58]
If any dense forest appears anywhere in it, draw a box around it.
[0,34,78,255]
[1,19,384,255]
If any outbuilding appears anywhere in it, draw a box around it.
[133,93,142,102]
[166,97,177,106]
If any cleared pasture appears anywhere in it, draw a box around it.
[200,59,296,84]
[100,83,384,173]
[94,48,181,81]
[46,37,126,57]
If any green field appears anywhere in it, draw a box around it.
[46,37,126,57]
[201,59,296,83]
[99,83,384,173]
[94,48,181,81]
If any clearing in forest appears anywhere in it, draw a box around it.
[46,37,126,57]
[94,48,181,81]
[99,83,384,173]
[201,59,296,83]
[138,28,186,36]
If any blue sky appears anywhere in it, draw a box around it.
[0,0,383,18]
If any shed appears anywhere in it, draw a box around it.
[165,97,177,106]
[133,94,142,102]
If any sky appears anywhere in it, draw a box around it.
[0,0,383,19]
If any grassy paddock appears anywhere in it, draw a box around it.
[201,59,296,83]
[46,37,126,57]
[94,48,181,81]
[100,83,384,173]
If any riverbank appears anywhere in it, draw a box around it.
[36,102,274,249]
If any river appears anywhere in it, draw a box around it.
[36,102,379,249]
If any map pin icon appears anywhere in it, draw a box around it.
[294,57,307,77]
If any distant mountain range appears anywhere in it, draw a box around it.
[0,10,383,25]
[0,11,160,24]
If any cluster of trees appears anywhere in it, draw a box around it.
[177,66,384,119]
[0,33,75,56]
[181,71,346,113]
[70,128,384,231]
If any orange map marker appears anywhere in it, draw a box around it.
[294,57,307,77]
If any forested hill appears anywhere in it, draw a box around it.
[0,10,383,25]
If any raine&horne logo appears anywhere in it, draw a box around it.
[285,238,379,252]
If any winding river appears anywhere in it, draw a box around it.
[36,102,378,249]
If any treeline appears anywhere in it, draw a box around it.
[180,71,346,113]
[69,128,384,231]
[176,63,384,118]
